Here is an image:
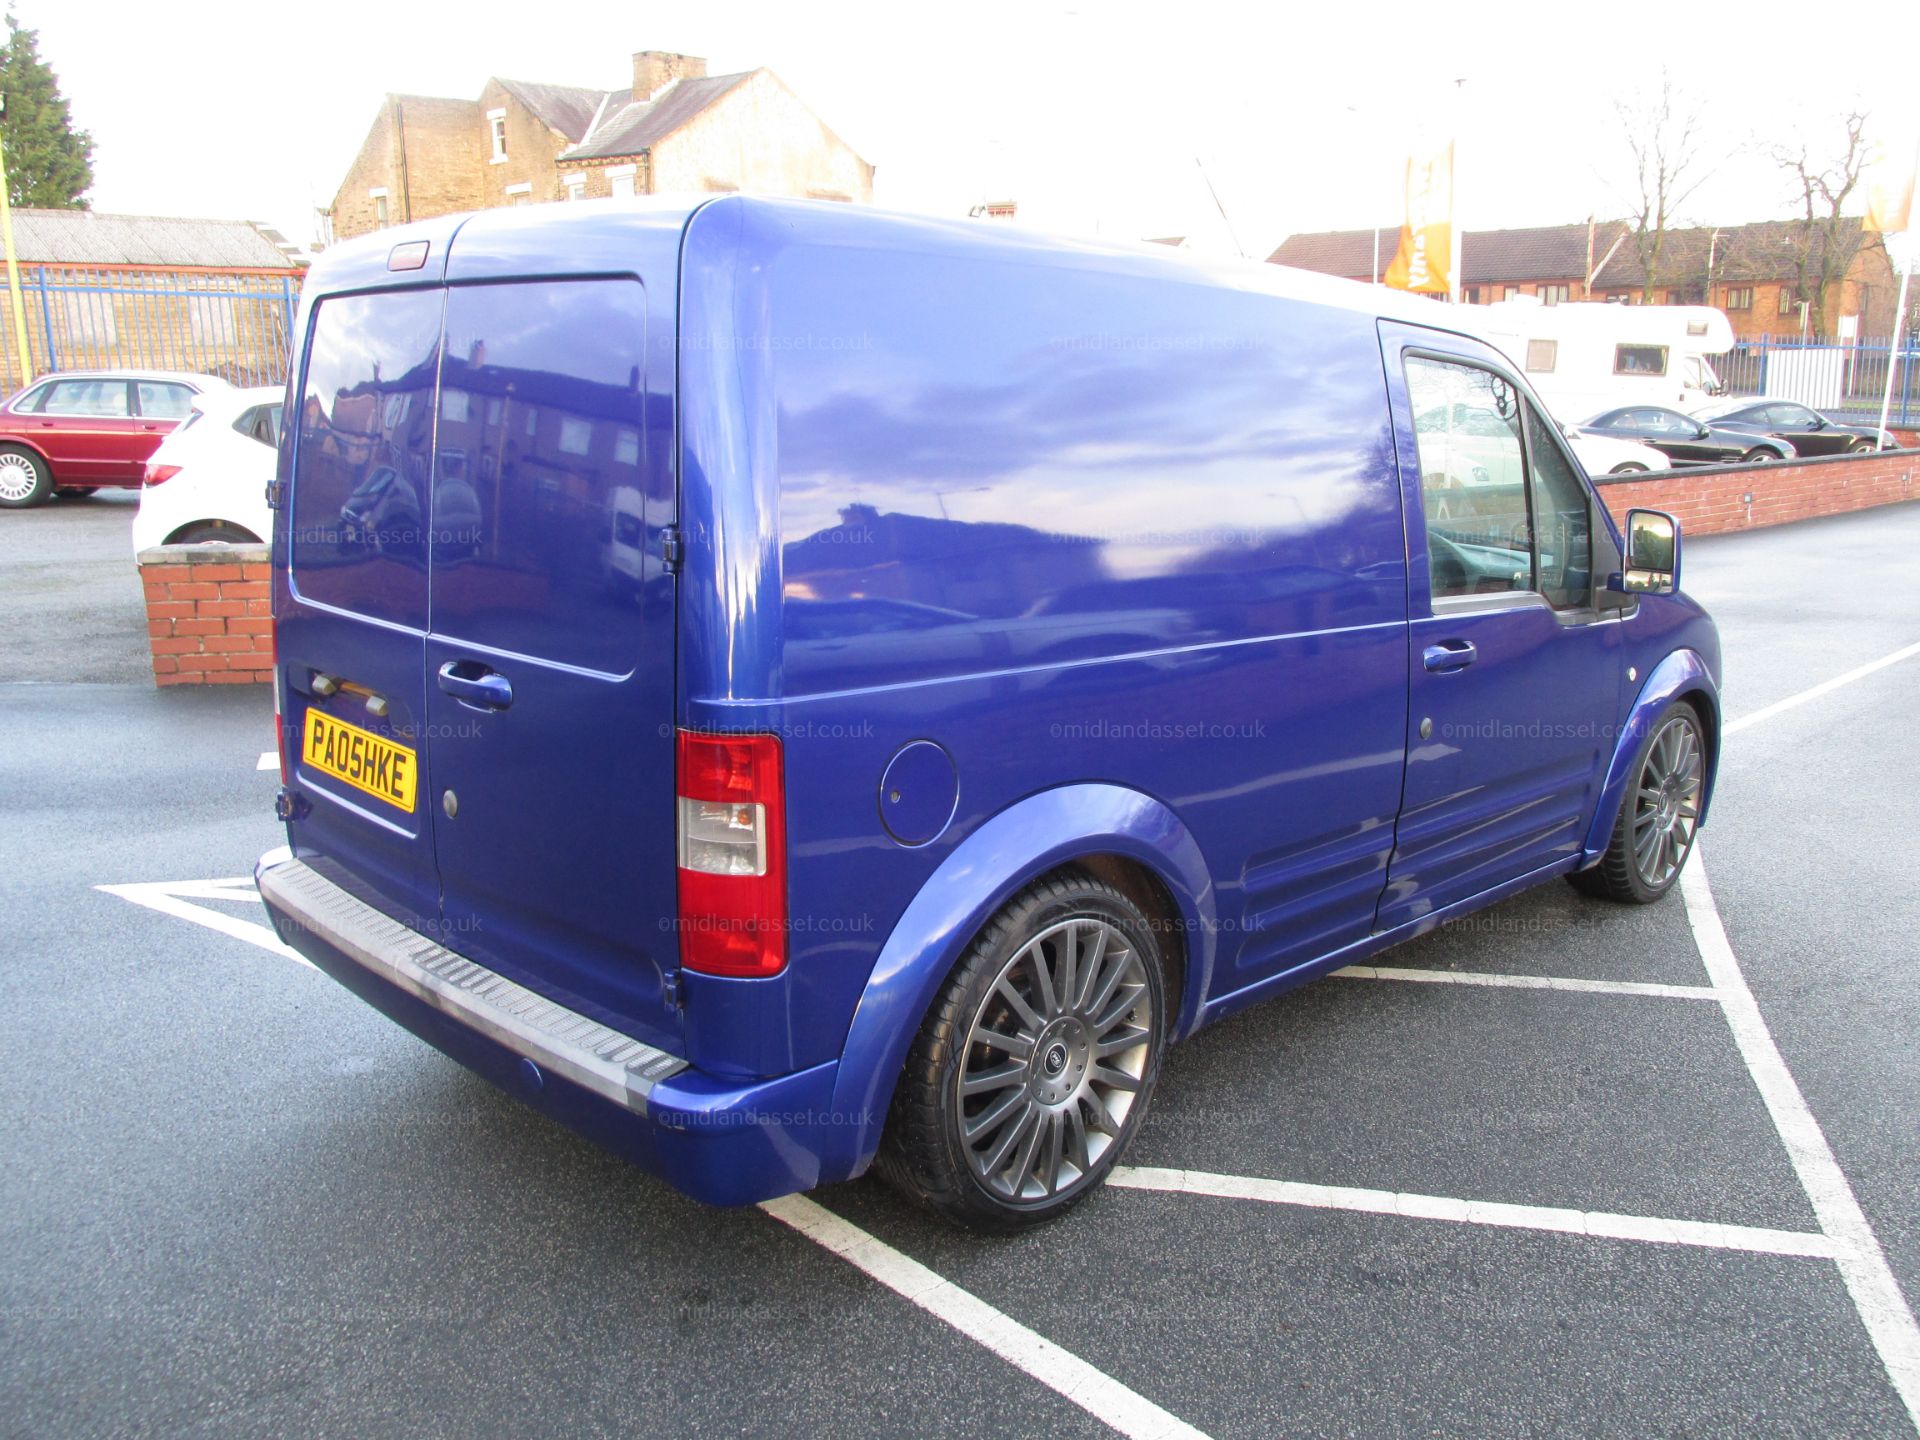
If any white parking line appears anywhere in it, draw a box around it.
[761,1194,1211,1440]
[257,751,278,771]
[96,879,311,970]
[1108,1166,1838,1260]
[1722,638,1920,737]
[1682,854,1920,1428]
[1333,964,1718,1001]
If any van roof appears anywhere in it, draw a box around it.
[306,195,1486,344]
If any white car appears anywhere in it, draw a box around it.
[131,386,281,552]
[1563,426,1670,476]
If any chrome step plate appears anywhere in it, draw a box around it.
[257,854,686,1111]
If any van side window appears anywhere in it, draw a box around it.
[1405,356,1530,600]
[1522,406,1592,609]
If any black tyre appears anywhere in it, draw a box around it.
[170,521,263,545]
[1849,439,1878,454]
[1740,447,1778,464]
[0,445,52,508]
[1608,463,1649,475]
[877,870,1169,1231]
[1571,701,1705,904]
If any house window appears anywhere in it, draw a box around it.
[1502,286,1519,300]
[1461,285,1481,305]
[563,174,585,202]
[370,186,389,226]
[1778,288,1800,316]
[1614,344,1668,376]
[1538,283,1570,306]
[1723,287,1753,311]
[559,417,593,454]
[505,182,532,207]
[606,164,637,199]
[1526,339,1558,373]
[488,108,508,163]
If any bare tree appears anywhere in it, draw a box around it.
[1616,72,1713,303]
[1772,110,1872,337]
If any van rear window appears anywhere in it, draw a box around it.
[290,289,444,628]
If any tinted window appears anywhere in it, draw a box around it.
[430,279,649,675]
[42,379,130,417]
[290,289,443,628]
[234,404,282,447]
[1406,356,1529,600]
[1524,407,1593,610]
[1768,403,1815,426]
[136,382,195,419]
[1614,344,1668,376]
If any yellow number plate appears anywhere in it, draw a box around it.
[303,709,418,814]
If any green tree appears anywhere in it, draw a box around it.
[0,9,92,208]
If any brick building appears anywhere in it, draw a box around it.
[1269,221,1628,306]
[329,49,873,242]
[0,210,303,393]
[1589,219,1899,339]
[1271,217,1899,338]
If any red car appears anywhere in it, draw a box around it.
[0,370,233,508]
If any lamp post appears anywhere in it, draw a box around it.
[0,93,37,389]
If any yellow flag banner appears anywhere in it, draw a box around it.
[1863,139,1916,235]
[1384,142,1455,293]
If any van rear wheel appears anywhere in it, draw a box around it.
[877,871,1168,1231]
[1571,701,1705,904]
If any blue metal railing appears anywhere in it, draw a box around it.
[1719,333,1919,426]
[0,264,301,394]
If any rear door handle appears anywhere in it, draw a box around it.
[437,660,513,710]
[1422,640,1477,673]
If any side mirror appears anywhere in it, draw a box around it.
[1695,424,1711,439]
[1616,508,1679,595]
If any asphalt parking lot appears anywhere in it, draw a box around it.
[4,491,1918,1438]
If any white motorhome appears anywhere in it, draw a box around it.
[1460,298,1736,423]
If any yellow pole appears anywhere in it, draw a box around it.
[0,115,36,391]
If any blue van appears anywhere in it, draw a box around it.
[257,197,1720,1230]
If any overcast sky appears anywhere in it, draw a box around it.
[25,0,1920,262]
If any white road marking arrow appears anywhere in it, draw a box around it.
[96,876,312,970]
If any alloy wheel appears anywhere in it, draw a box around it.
[1632,715,1703,889]
[0,453,40,503]
[956,916,1154,1204]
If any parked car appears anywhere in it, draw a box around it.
[257,198,1723,1231]
[0,370,232,508]
[1688,398,1893,456]
[1569,405,1792,466]
[130,386,281,552]
[1562,425,1671,476]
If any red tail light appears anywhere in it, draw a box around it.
[676,730,787,977]
[144,463,182,486]
[272,627,288,786]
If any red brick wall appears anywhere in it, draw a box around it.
[138,544,273,685]
[1596,448,1918,536]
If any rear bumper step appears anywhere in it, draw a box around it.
[255,849,686,1110]
[254,847,846,1206]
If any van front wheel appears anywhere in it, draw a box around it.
[1571,701,1705,904]
[877,872,1168,1231]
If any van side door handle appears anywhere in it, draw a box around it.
[1422,640,1477,673]
[438,659,514,710]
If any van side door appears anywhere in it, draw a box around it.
[1376,321,1625,929]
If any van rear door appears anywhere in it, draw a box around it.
[282,283,447,928]
[421,274,680,1047]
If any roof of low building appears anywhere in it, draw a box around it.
[1592,217,1877,288]
[559,71,757,162]
[495,78,609,143]
[8,209,300,269]
[1270,221,1626,284]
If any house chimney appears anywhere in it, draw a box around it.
[632,51,706,101]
